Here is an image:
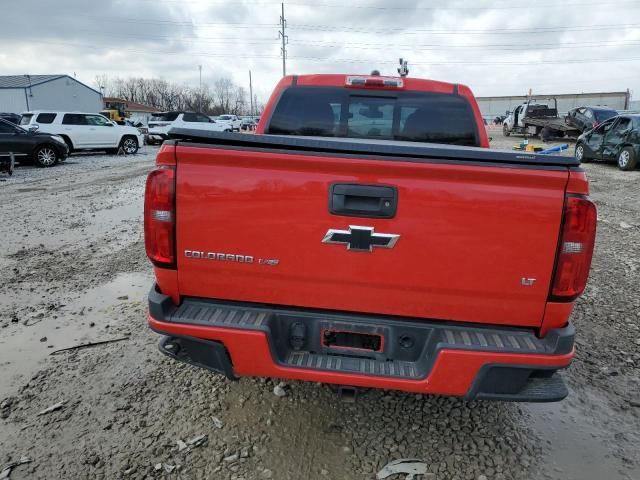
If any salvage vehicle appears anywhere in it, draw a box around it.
[20,111,143,154]
[575,114,640,170]
[503,98,580,141]
[566,106,618,133]
[0,117,69,167]
[145,74,596,402]
[147,111,230,145]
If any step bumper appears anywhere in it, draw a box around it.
[148,285,574,401]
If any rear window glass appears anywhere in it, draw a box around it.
[594,109,617,122]
[36,113,56,124]
[19,114,33,125]
[62,114,87,125]
[151,112,179,122]
[267,86,479,146]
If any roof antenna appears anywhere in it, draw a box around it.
[397,58,409,77]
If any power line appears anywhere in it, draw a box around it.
[34,27,640,51]
[82,0,640,10]
[291,39,640,51]
[277,0,640,9]
[76,14,637,35]
[3,37,640,66]
[286,22,639,34]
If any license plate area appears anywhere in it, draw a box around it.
[322,329,383,352]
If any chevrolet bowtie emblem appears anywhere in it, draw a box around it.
[322,226,400,252]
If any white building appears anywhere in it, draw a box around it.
[0,74,102,114]
[476,91,631,120]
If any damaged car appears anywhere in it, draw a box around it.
[575,114,640,170]
[567,106,618,133]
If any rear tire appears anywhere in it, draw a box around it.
[540,126,552,142]
[575,142,591,163]
[119,136,139,155]
[617,146,637,171]
[502,124,510,137]
[34,145,59,168]
[60,136,74,153]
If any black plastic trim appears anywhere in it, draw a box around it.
[465,364,569,402]
[157,334,236,380]
[329,183,398,218]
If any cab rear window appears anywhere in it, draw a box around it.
[36,113,57,124]
[266,86,479,146]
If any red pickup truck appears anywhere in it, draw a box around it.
[145,74,596,402]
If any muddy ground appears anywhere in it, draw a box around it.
[0,138,638,480]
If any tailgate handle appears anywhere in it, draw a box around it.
[330,184,397,218]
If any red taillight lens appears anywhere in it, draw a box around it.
[550,195,597,301]
[144,166,176,268]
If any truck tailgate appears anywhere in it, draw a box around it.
[174,142,568,328]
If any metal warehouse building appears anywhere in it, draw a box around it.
[0,74,102,114]
[477,91,631,120]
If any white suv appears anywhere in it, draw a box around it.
[215,114,242,131]
[147,112,230,145]
[20,112,144,154]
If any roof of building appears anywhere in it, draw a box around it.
[0,74,103,96]
[126,101,160,113]
[0,75,66,89]
[103,97,159,113]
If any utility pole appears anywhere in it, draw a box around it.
[249,70,254,116]
[198,65,202,112]
[279,2,288,77]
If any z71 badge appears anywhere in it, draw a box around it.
[184,250,279,266]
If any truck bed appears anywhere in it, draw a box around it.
[524,117,581,133]
[168,129,579,167]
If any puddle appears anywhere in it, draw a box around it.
[0,271,152,398]
[525,390,639,480]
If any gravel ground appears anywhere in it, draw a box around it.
[0,141,638,480]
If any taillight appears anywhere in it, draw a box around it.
[144,166,176,268]
[550,195,597,301]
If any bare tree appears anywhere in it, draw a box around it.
[94,75,251,115]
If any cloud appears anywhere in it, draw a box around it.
[1,0,639,101]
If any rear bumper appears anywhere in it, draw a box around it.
[148,285,574,401]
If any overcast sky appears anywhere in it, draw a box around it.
[2,0,640,103]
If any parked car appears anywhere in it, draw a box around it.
[575,114,640,170]
[19,111,143,154]
[0,112,21,125]
[214,114,242,131]
[146,112,230,145]
[0,117,69,167]
[567,106,618,133]
[145,73,595,402]
[240,117,257,131]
